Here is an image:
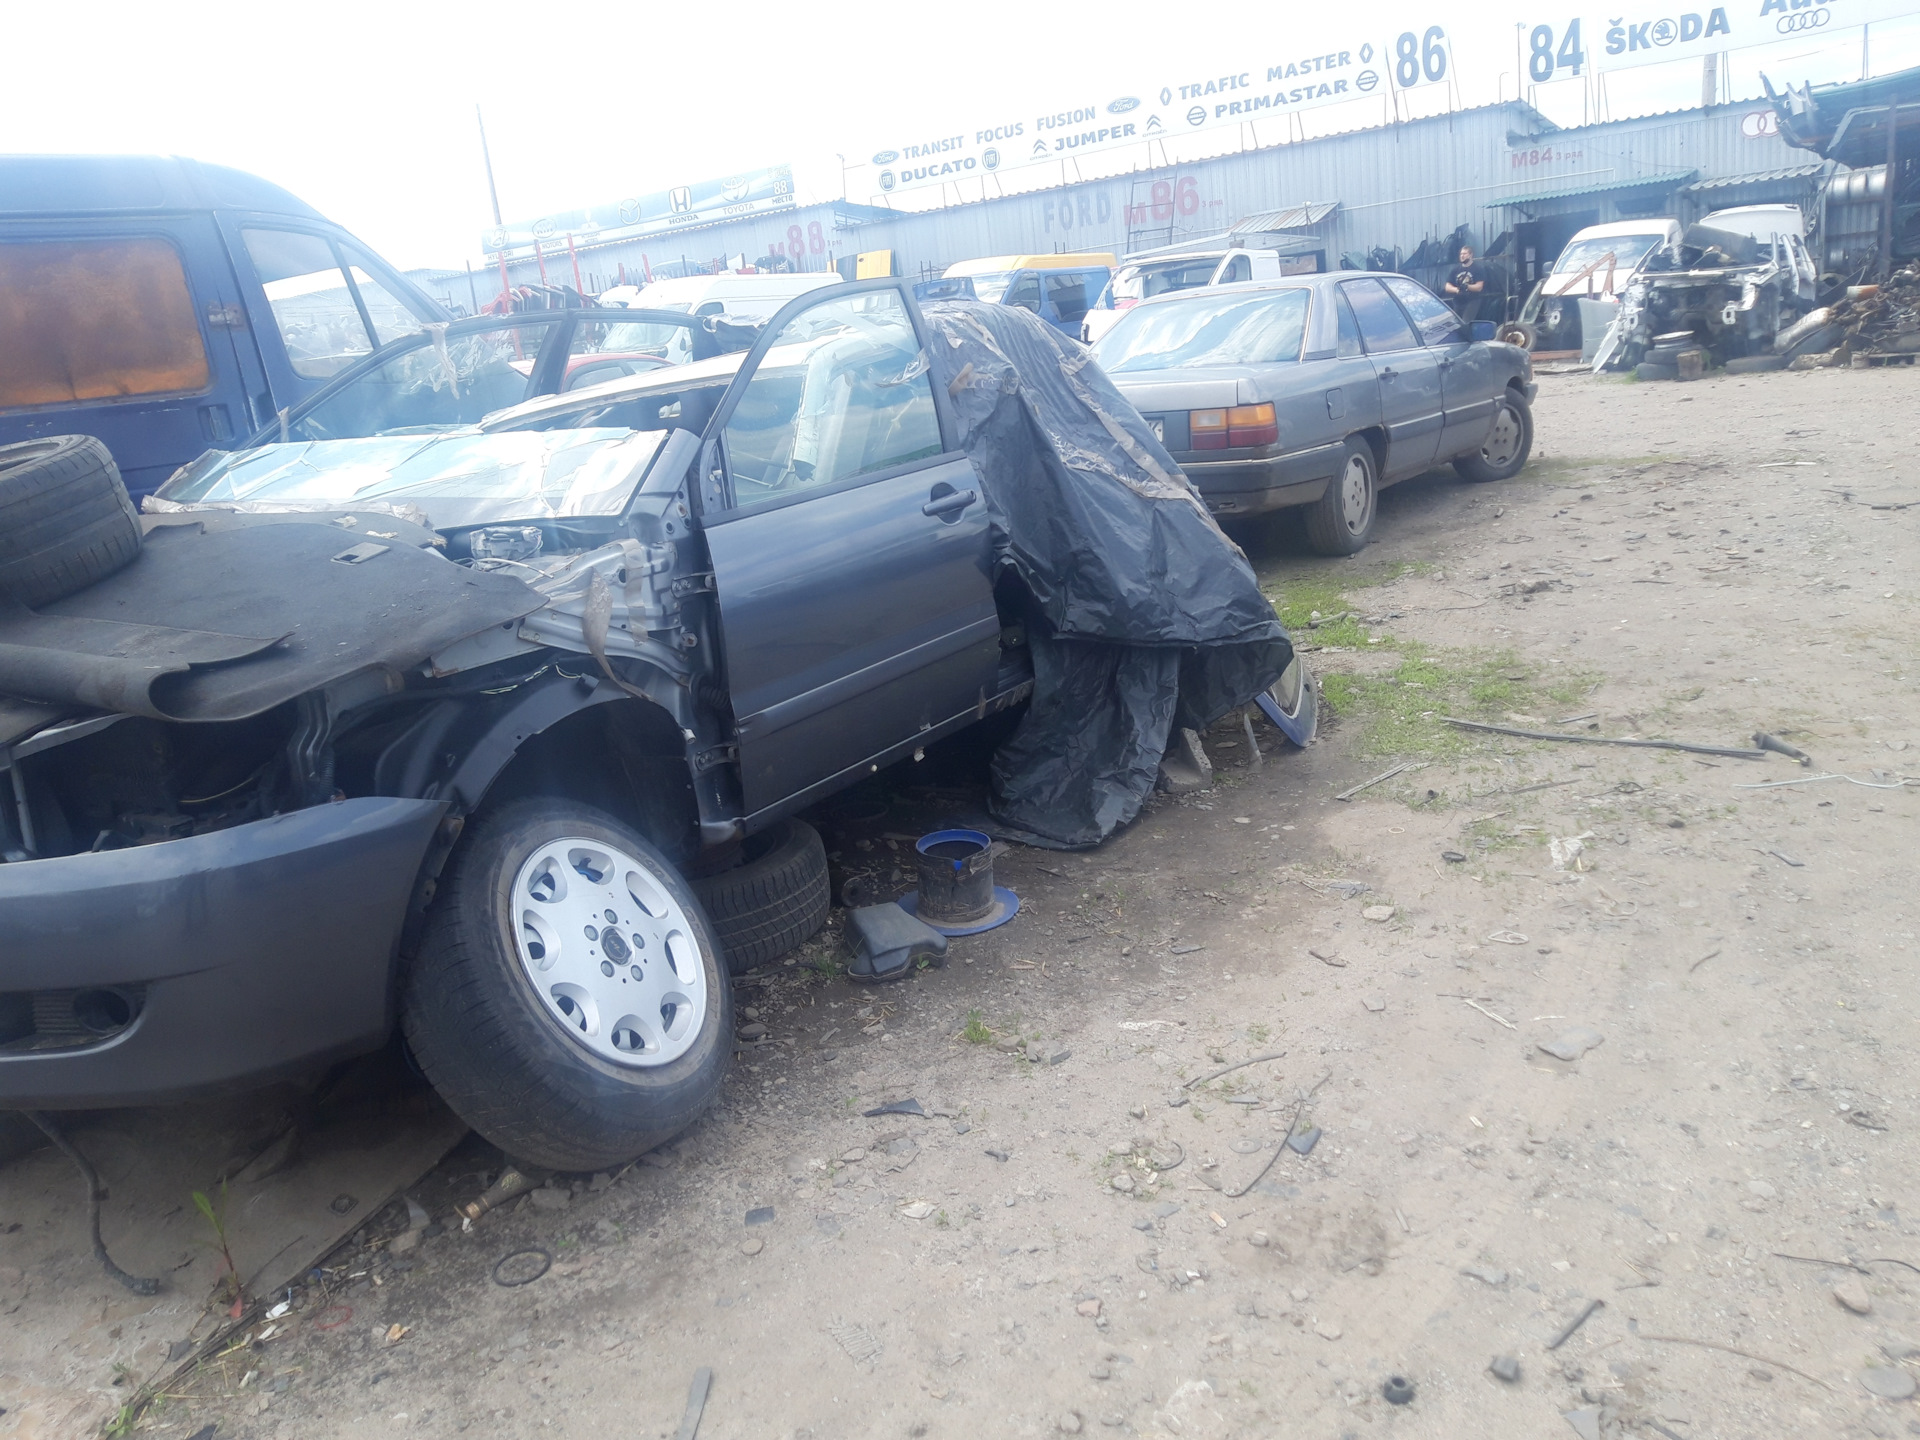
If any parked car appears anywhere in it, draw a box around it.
[1092,272,1536,554]
[940,253,1115,336]
[1082,246,1301,345]
[1506,218,1682,354]
[0,154,449,498]
[0,281,1311,1172]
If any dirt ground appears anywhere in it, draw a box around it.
[62,365,1920,1439]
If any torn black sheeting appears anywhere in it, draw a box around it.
[0,519,544,723]
[922,303,1292,849]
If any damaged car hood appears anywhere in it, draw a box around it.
[0,511,545,730]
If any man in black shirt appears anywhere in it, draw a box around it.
[1443,244,1489,321]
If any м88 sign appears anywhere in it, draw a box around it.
[774,221,828,259]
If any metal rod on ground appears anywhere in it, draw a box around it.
[1545,1297,1603,1349]
[1335,761,1426,801]
[1223,1072,1331,1200]
[25,1111,159,1295]
[1186,1051,1288,1089]
[673,1366,714,1440]
[1441,717,1768,760]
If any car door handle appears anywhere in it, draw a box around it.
[922,488,978,519]
[1379,367,1398,381]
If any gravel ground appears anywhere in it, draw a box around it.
[116,365,1920,1440]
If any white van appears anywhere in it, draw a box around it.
[599,271,841,321]
[1514,219,1682,352]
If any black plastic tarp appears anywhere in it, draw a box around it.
[922,302,1292,848]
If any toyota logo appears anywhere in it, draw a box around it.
[1777,6,1830,31]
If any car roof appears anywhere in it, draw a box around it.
[1123,270,1394,311]
[1566,219,1679,239]
[482,348,751,430]
[0,153,326,219]
[945,253,1116,276]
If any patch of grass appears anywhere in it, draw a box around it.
[1261,558,1433,650]
[1247,1022,1270,1045]
[962,1009,992,1045]
[1319,642,1602,761]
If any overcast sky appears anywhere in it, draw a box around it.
[9,1,1919,270]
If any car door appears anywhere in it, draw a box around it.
[1339,277,1442,478]
[698,280,1002,819]
[1381,275,1498,461]
[0,216,267,497]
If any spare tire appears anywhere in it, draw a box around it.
[691,819,830,972]
[1723,354,1788,374]
[1635,361,1678,382]
[0,436,142,609]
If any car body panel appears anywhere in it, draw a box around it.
[0,796,444,1106]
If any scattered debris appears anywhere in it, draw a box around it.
[1862,1367,1918,1399]
[1361,905,1396,923]
[899,1201,936,1220]
[1441,715,1769,760]
[1835,1279,1874,1315]
[1381,1375,1415,1405]
[491,1248,552,1288]
[1639,1333,1832,1389]
[1443,994,1517,1030]
[1463,1265,1508,1286]
[1441,850,1468,863]
[740,1237,764,1257]
[1310,947,1348,966]
[462,1168,537,1222]
[828,1319,884,1365]
[1763,848,1806,868]
[1185,1051,1287,1089]
[1549,831,1596,871]
[1538,1028,1605,1062]
[672,1367,714,1440]
[1336,762,1427,801]
[1563,1406,1603,1440]
[1689,948,1722,973]
[745,1207,775,1226]
[1753,732,1813,766]
[863,1099,927,1118]
[1489,1354,1522,1383]
[1487,931,1529,945]
[1546,1297,1604,1350]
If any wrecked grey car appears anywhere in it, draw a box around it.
[0,282,1307,1171]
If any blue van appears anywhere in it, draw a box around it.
[0,155,449,497]
[937,253,1115,337]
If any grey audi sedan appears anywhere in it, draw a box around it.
[1092,272,1537,554]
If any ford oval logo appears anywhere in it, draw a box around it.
[1107,96,1140,114]
[871,149,899,165]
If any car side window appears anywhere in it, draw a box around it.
[1382,276,1467,346]
[1339,279,1418,354]
[0,237,211,409]
[1045,272,1091,324]
[244,228,434,379]
[1219,254,1252,284]
[1335,288,1364,357]
[1006,273,1042,313]
[722,290,943,504]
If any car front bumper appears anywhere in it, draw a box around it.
[0,796,445,1108]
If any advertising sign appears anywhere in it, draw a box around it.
[1519,0,1920,80]
[862,24,1463,195]
[482,165,796,255]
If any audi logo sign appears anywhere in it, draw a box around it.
[1777,6,1830,30]
[1742,110,1780,139]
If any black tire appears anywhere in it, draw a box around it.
[1496,321,1536,350]
[690,818,830,972]
[1303,438,1378,556]
[403,798,730,1172]
[1723,354,1787,374]
[1453,389,1534,483]
[1635,362,1678,382]
[0,436,142,609]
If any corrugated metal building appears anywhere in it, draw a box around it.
[487,97,1820,303]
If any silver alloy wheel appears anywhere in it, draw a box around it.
[1481,401,1523,469]
[1338,453,1374,536]
[509,837,708,1067]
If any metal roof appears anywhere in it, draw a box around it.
[1229,201,1341,233]
[1680,163,1827,193]
[1488,169,1698,207]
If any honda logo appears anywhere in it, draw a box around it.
[669,186,692,214]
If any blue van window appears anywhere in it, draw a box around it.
[244,229,432,380]
[1006,274,1041,313]
[1044,272,1091,325]
[0,238,209,409]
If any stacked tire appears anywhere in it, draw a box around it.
[691,819,831,972]
[0,436,142,608]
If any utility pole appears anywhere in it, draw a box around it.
[476,105,513,311]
